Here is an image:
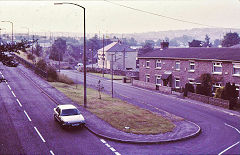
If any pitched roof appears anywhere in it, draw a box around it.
[231,44,240,48]
[98,42,135,52]
[138,47,240,61]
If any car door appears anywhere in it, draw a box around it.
[55,107,61,122]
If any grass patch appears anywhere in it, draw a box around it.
[57,73,75,84]
[89,72,125,80]
[50,82,176,135]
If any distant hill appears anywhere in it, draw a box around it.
[108,28,240,44]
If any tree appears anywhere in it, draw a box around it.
[142,42,154,53]
[213,39,221,47]
[221,82,239,109]
[34,42,43,57]
[221,32,240,47]
[196,73,213,96]
[203,34,212,47]
[188,40,203,47]
[49,38,66,61]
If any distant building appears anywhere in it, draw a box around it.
[97,41,137,70]
[138,43,240,91]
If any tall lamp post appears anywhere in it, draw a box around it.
[1,21,13,45]
[54,2,87,108]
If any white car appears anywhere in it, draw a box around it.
[54,104,85,127]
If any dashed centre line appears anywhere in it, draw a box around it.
[34,127,46,143]
[7,85,11,90]
[24,110,32,122]
[100,139,121,155]
[11,91,16,97]
[50,150,55,155]
[16,99,22,107]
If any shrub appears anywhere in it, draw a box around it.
[214,87,224,98]
[27,53,35,61]
[47,66,58,82]
[184,83,195,97]
[57,73,74,84]
[36,59,47,71]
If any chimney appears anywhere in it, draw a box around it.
[160,40,169,50]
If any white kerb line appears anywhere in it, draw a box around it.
[34,127,46,143]
[23,110,32,122]
[218,141,240,155]
[1,74,4,78]
[16,99,22,107]
[11,91,16,97]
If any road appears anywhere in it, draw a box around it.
[61,69,240,154]
[0,65,117,155]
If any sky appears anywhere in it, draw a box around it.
[0,0,239,36]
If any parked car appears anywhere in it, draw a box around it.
[54,104,85,127]
[3,60,19,67]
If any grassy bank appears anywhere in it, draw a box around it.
[89,72,125,80]
[50,82,176,135]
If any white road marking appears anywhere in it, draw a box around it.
[225,123,240,134]
[100,139,106,144]
[16,99,22,107]
[218,141,240,155]
[5,81,8,85]
[0,71,2,74]
[11,91,16,97]
[115,152,121,155]
[50,150,55,155]
[7,85,11,90]
[24,110,31,122]
[1,74,4,78]
[100,139,120,154]
[110,147,116,152]
[105,143,110,147]
[34,127,46,143]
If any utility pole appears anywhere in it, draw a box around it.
[90,49,93,69]
[123,48,126,71]
[110,53,114,98]
[32,35,34,55]
[102,34,105,77]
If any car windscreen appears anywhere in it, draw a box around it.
[61,109,80,116]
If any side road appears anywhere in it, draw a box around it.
[16,65,201,143]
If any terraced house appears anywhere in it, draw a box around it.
[138,46,240,91]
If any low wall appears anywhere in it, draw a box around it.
[158,85,172,94]
[188,92,229,109]
[132,79,156,90]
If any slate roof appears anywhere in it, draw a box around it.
[98,42,135,52]
[138,48,240,61]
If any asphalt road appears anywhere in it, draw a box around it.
[61,69,240,154]
[0,65,116,155]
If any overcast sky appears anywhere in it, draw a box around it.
[0,0,239,35]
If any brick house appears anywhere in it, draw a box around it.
[138,46,240,92]
[97,42,137,71]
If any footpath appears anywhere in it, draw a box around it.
[18,66,201,143]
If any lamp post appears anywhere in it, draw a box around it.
[54,2,87,108]
[1,21,13,45]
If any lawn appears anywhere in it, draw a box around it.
[89,72,125,80]
[50,82,176,135]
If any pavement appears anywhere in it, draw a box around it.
[16,66,202,144]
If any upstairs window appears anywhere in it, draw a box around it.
[155,60,162,69]
[145,75,150,82]
[146,60,150,68]
[189,61,195,72]
[175,61,180,70]
[213,62,222,74]
[233,63,240,76]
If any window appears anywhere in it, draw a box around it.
[188,78,195,85]
[146,60,150,68]
[155,60,161,69]
[213,62,222,74]
[155,75,162,86]
[175,78,180,88]
[233,63,240,76]
[189,61,195,72]
[145,75,150,82]
[175,61,180,70]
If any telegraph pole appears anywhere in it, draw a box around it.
[110,53,114,98]
[102,34,105,77]
[123,48,126,70]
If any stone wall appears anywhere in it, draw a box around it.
[188,92,229,109]
[132,79,156,90]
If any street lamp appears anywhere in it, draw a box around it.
[1,21,13,45]
[54,2,87,108]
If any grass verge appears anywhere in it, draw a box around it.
[50,82,176,135]
[89,72,125,80]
